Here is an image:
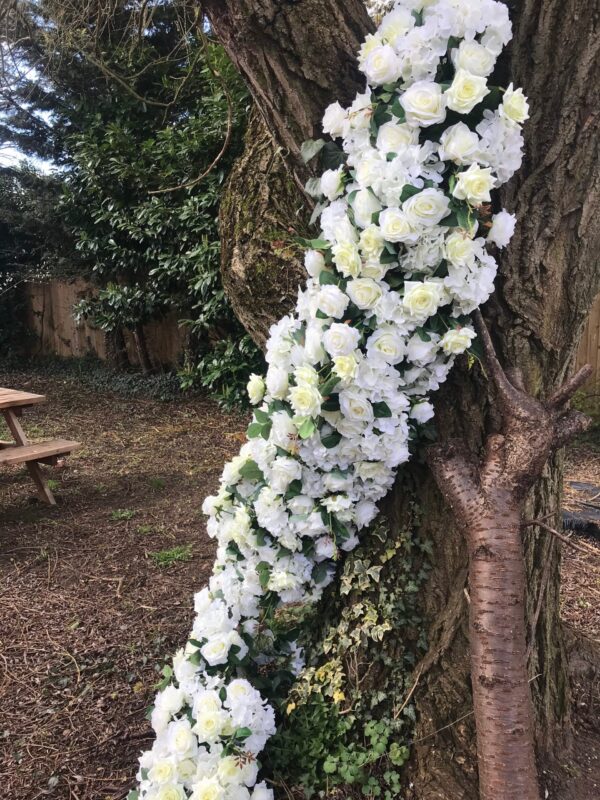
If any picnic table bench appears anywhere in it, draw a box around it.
[0,388,80,505]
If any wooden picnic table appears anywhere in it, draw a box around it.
[0,388,80,505]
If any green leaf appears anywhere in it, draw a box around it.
[390,97,406,122]
[320,374,341,397]
[373,401,392,418]
[284,479,303,500]
[321,431,342,449]
[440,212,459,228]
[300,138,326,164]
[246,422,263,439]
[319,270,339,286]
[380,249,399,265]
[321,141,346,169]
[254,408,270,424]
[312,562,330,585]
[257,561,271,590]
[239,460,265,482]
[234,726,252,740]
[400,184,422,202]
[321,394,340,413]
[297,417,316,439]
[415,327,432,342]
[331,515,350,544]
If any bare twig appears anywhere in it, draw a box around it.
[522,518,600,558]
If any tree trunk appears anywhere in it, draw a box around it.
[203,0,373,174]
[206,0,600,796]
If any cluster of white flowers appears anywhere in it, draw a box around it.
[132,2,528,799]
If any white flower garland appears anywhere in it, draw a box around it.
[132,2,528,799]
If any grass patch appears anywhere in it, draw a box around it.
[148,544,193,568]
[137,524,154,535]
[111,509,136,521]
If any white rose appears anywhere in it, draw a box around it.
[193,709,226,743]
[295,364,319,386]
[317,284,349,319]
[332,241,362,278]
[320,167,344,201]
[149,761,177,785]
[265,366,289,399]
[322,101,347,138]
[406,333,439,364]
[444,232,477,266]
[359,224,385,260]
[346,278,383,310]
[403,188,451,228]
[440,327,477,355]
[376,120,418,154]
[452,163,494,204]
[452,41,496,77]
[332,354,358,382]
[366,327,406,365]
[379,7,415,47]
[222,454,248,485]
[304,249,325,278]
[190,776,225,800]
[251,782,274,800]
[322,323,361,357]
[358,34,382,68]
[410,401,435,424]
[288,384,322,418]
[439,122,480,165]
[177,760,197,781]
[339,388,374,422]
[217,756,245,786]
[156,684,185,715]
[201,634,232,667]
[445,69,489,114]
[246,374,265,405]
[270,456,302,494]
[156,785,187,800]
[352,188,382,229]
[379,207,418,243]
[487,210,516,248]
[400,81,446,127]
[167,720,197,757]
[364,44,401,86]
[403,281,444,320]
[501,83,529,124]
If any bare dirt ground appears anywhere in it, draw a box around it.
[0,368,598,800]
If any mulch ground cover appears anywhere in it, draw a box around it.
[0,368,246,800]
[0,367,598,799]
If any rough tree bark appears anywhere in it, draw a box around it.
[204,0,600,796]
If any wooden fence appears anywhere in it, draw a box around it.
[18,279,600,390]
[576,292,600,389]
[23,279,186,368]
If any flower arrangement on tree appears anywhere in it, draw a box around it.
[131,2,528,799]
